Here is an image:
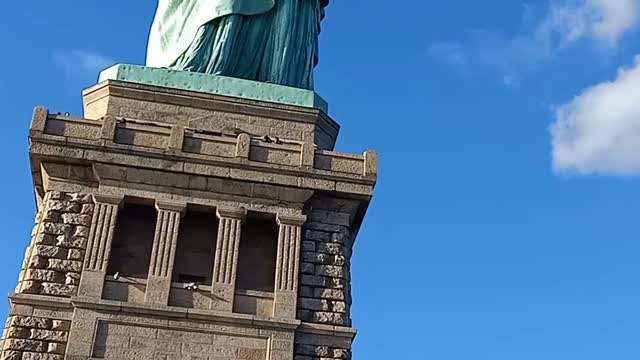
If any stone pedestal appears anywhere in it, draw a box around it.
[2,71,376,360]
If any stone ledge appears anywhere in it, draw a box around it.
[70,297,301,331]
[9,293,73,310]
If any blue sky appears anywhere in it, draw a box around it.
[1,1,640,359]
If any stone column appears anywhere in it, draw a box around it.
[144,201,186,305]
[77,194,123,299]
[210,207,246,312]
[274,214,307,318]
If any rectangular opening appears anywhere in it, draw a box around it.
[107,202,157,279]
[172,209,218,286]
[236,214,278,293]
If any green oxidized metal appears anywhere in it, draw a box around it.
[147,0,329,90]
[99,64,329,113]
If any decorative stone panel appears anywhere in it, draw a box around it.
[16,192,94,298]
[1,315,72,360]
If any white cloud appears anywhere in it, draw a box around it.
[53,49,114,77]
[550,0,639,44]
[551,56,640,174]
[430,0,640,82]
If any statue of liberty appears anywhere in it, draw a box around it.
[146,0,329,90]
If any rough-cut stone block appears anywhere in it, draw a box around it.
[55,236,86,250]
[45,201,80,213]
[27,257,47,269]
[46,259,82,273]
[314,289,345,301]
[32,246,67,260]
[72,226,89,238]
[298,298,329,311]
[1,351,22,360]
[301,241,316,252]
[297,344,329,357]
[66,249,84,261]
[65,193,92,203]
[4,339,46,352]
[41,224,71,236]
[316,244,345,256]
[29,329,67,343]
[302,252,330,265]
[300,263,315,275]
[40,283,77,297]
[5,327,29,339]
[24,270,64,283]
[19,282,42,294]
[22,352,63,360]
[315,265,344,278]
[33,234,55,246]
[60,214,91,226]
[50,321,70,332]
[305,230,331,242]
[300,275,326,287]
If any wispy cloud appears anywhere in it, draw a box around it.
[430,0,640,84]
[551,56,640,175]
[53,49,114,77]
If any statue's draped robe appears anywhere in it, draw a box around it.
[147,0,327,90]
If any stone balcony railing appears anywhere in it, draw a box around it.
[29,107,377,198]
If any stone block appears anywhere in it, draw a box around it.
[46,260,82,273]
[66,249,84,261]
[305,230,331,242]
[314,289,345,301]
[60,214,91,226]
[71,226,89,238]
[315,265,344,278]
[80,204,94,215]
[50,321,70,332]
[5,327,29,339]
[65,193,92,203]
[24,270,64,283]
[4,339,46,353]
[47,342,65,355]
[298,298,329,312]
[316,244,345,256]
[55,236,86,250]
[41,224,71,236]
[32,246,67,260]
[301,241,316,252]
[302,252,330,265]
[300,262,315,275]
[33,234,55,246]
[28,329,67,343]
[40,283,77,297]
[27,257,47,269]
[1,351,22,360]
[45,201,80,213]
[22,353,63,360]
[300,275,326,287]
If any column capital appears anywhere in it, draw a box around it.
[92,194,124,206]
[155,200,187,214]
[216,206,247,221]
[277,213,307,227]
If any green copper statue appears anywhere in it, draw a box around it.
[147,0,329,90]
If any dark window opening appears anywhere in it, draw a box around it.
[236,215,278,292]
[172,210,218,286]
[107,203,157,278]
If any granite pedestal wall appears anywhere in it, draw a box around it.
[1,79,376,360]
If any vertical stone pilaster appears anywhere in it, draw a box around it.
[77,194,123,299]
[145,201,186,305]
[274,214,307,318]
[210,207,246,312]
